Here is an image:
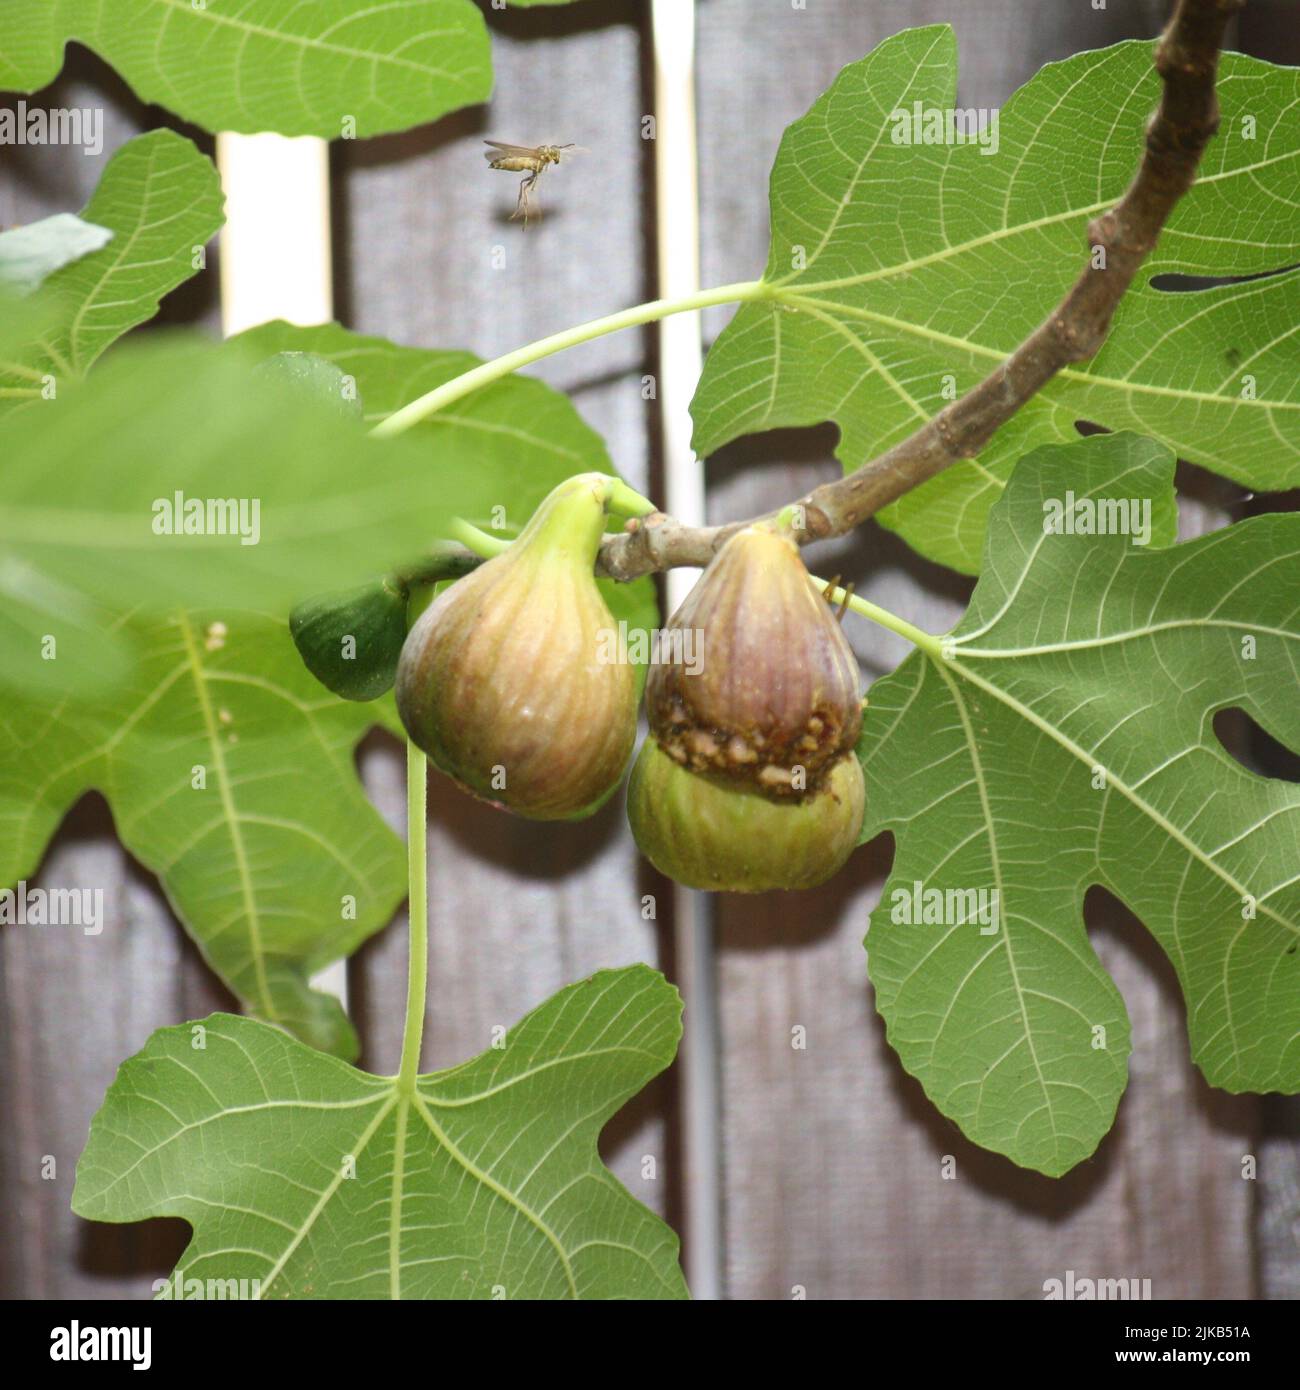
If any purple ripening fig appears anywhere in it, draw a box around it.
[645,525,863,800]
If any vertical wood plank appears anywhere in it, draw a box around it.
[1239,0,1300,1309]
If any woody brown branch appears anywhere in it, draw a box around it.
[595,0,1246,584]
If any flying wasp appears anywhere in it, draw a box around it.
[483,141,575,226]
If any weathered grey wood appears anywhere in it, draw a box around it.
[0,795,234,1299]
[696,0,1264,1300]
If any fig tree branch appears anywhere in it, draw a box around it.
[595,0,1245,582]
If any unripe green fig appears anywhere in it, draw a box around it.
[646,525,862,799]
[290,577,408,701]
[627,738,865,892]
[395,474,638,820]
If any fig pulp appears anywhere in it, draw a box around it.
[395,474,638,820]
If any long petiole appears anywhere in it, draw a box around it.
[812,575,944,659]
[370,281,767,437]
[397,740,429,1094]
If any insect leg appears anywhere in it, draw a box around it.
[513,170,540,225]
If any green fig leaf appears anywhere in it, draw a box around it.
[73,966,689,1300]
[251,352,364,421]
[234,319,661,683]
[0,336,510,695]
[691,28,1300,573]
[0,212,112,295]
[1,321,656,1052]
[0,607,407,1057]
[0,130,224,416]
[858,430,1300,1176]
[0,0,490,138]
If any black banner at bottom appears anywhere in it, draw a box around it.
[15,1297,1288,1374]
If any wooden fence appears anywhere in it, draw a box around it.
[1,0,1296,1299]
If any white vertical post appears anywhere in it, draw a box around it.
[650,0,723,1302]
[216,133,333,336]
[215,132,346,1008]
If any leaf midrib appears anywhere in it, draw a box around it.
[772,151,1300,298]
[233,1043,648,1299]
[247,1078,581,1299]
[940,648,1300,947]
[775,289,1300,414]
[177,609,274,1017]
[928,656,1066,1163]
[129,0,474,82]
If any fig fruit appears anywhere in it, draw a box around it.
[627,738,865,892]
[646,525,862,798]
[290,577,408,702]
[395,474,637,820]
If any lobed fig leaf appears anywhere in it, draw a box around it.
[73,966,689,1300]
[859,431,1300,1176]
[691,30,1300,573]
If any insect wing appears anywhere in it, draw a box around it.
[484,141,542,160]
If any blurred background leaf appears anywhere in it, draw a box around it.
[0,130,224,417]
[0,212,112,295]
[0,0,491,138]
